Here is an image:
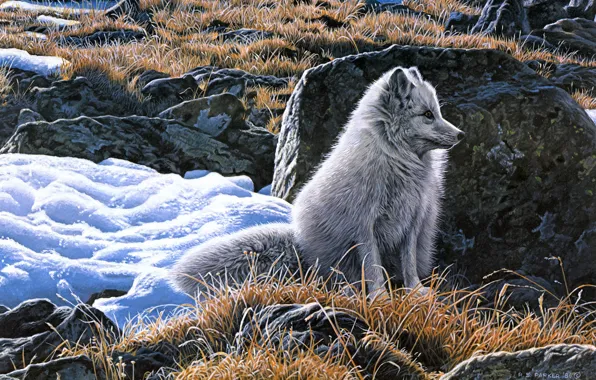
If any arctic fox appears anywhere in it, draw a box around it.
[171,66,464,296]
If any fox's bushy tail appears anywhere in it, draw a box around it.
[170,223,299,296]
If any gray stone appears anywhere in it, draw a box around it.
[471,0,530,36]
[219,28,274,44]
[528,18,596,58]
[524,0,569,30]
[549,63,596,95]
[445,12,481,34]
[188,66,290,89]
[271,45,596,295]
[158,94,246,137]
[17,109,44,126]
[141,74,199,103]
[566,0,596,20]
[5,355,104,380]
[60,30,145,47]
[441,344,596,379]
[31,75,142,121]
[0,303,118,374]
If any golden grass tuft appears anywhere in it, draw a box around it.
[60,261,595,379]
[571,89,596,109]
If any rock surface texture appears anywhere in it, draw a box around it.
[471,0,530,36]
[0,299,118,375]
[440,344,596,379]
[272,45,596,294]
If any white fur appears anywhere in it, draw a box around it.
[170,67,463,295]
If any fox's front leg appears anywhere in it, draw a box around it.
[360,231,386,296]
[401,234,424,292]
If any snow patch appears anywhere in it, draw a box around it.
[585,109,596,126]
[37,15,81,29]
[0,48,67,76]
[0,0,118,12]
[0,154,292,327]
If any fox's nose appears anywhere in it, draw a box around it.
[457,132,465,141]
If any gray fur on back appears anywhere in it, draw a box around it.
[170,66,463,296]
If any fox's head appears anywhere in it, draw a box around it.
[364,66,464,157]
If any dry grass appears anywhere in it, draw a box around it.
[0,0,594,113]
[60,261,595,379]
[572,89,596,109]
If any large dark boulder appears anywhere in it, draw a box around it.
[471,0,530,36]
[271,45,596,295]
[0,115,276,189]
[441,344,596,379]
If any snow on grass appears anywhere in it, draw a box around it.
[37,15,81,29]
[0,48,67,76]
[0,0,119,12]
[0,154,292,328]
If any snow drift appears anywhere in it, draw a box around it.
[0,154,291,327]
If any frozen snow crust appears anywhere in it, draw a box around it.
[0,48,67,76]
[0,154,291,327]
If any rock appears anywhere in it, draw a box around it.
[528,18,596,58]
[219,28,274,44]
[7,68,51,93]
[247,107,284,129]
[524,0,569,30]
[141,74,199,103]
[158,94,246,137]
[86,289,128,306]
[5,355,104,380]
[271,45,596,294]
[0,302,118,374]
[566,0,596,20]
[205,76,246,98]
[111,343,178,380]
[362,1,433,19]
[17,108,44,126]
[0,299,71,340]
[238,303,427,379]
[441,344,596,379]
[519,34,557,50]
[471,0,530,36]
[31,76,139,121]
[188,66,290,90]
[0,305,9,314]
[0,115,275,189]
[60,30,145,47]
[105,0,141,20]
[478,275,559,311]
[549,63,596,95]
[445,12,481,34]
[135,69,169,89]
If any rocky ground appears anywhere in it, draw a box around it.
[0,0,595,379]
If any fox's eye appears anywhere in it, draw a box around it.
[423,111,434,119]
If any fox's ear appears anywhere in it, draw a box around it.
[408,67,423,82]
[389,67,414,98]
